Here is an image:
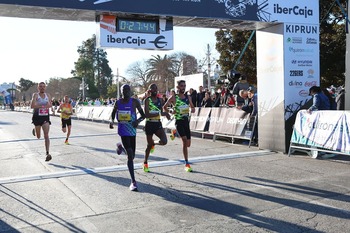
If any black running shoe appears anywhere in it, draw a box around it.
[45,153,52,162]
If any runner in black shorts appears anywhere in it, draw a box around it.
[163,80,195,172]
[31,82,53,162]
[57,95,73,144]
[142,83,171,172]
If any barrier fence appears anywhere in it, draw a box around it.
[12,105,257,146]
[288,110,350,158]
[190,107,256,147]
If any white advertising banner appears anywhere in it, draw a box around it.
[292,110,350,154]
[284,23,320,119]
[97,15,173,50]
[256,25,285,118]
[267,0,319,24]
[174,73,204,92]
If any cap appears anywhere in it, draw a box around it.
[247,86,256,93]
[308,86,319,95]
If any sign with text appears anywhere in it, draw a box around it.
[284,23,319,120]
[291,110,350,154]
[97,15,173,50]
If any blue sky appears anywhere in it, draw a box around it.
[0,16,218,84]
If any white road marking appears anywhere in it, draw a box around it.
[0,150,273,184]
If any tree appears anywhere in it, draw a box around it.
[71,35,113,99]
[18,78,35,92]
[18,78,36,102]
[147,54,178,93]
[171,52,198,76]
[46,77,81,100]
[215,29,257,86]
[126,60,150,93]
[319,0,346,87]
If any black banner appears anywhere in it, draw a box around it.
[0,0,264,22]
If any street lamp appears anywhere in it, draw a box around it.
[206,44,211,91]
[79,77,89,100]
[115,68,130,99]
[213,64,220,80]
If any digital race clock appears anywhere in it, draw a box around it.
[117,19,158,34]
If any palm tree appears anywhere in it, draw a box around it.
[147,54,178,93]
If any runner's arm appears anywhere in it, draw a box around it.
[30,93,38,109]
[163,95,175,114]
[188,96,196,113]
[133,99,145,128]
[109,101,118,128]
[57,104,63,113]
[160,98,171,120]
[143,97,159,118]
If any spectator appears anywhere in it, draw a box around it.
[94,98,101,106]
[220,87,231,106]
[162,94,168,104]
[237,89,250,110]
[307,86,330,113]
[212,91,221,107]
[196,86,205,107]
[232,75,250,107]
[201,91,212,108]
[323,88,336,110]
[226,92,235,107]
[336,86,345,110]
[189,88,197,107]
[247,86,258,116]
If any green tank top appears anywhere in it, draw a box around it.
[147,97,161,121]
[174,95,190,120]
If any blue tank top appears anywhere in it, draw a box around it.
[116,98,136,136]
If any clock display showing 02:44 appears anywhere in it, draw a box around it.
[117,19,158,34]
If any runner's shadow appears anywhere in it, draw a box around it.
[136,173,323,233]
[152,172,350,221]
[0,185,87,233]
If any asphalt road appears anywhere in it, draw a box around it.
[0,110,349,233]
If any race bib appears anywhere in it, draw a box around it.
[118,110,131,121]
[149,110,161,120]
[38,108,49,116]
[178,105,189,115]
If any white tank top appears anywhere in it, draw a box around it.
[36,93,49,106]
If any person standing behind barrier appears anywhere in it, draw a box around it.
[142,83,171,172]
[232,75,250,107]
[201,91,213,108]
[307,86,330,113]
[196,85,205,107]
[30,82,53,162]
[189,88,197,108]
[323,88,336,110]
[163,80,195,172]
[237,90,250,110]
[110,84,146,191]
[57,95,73,145]
[336,86,345,110]
[247,86,258,145]
[226,92,236,107]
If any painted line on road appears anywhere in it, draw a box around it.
[0,150,274,185]
[0,132,118,144]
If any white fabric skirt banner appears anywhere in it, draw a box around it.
[291,110,350,154]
